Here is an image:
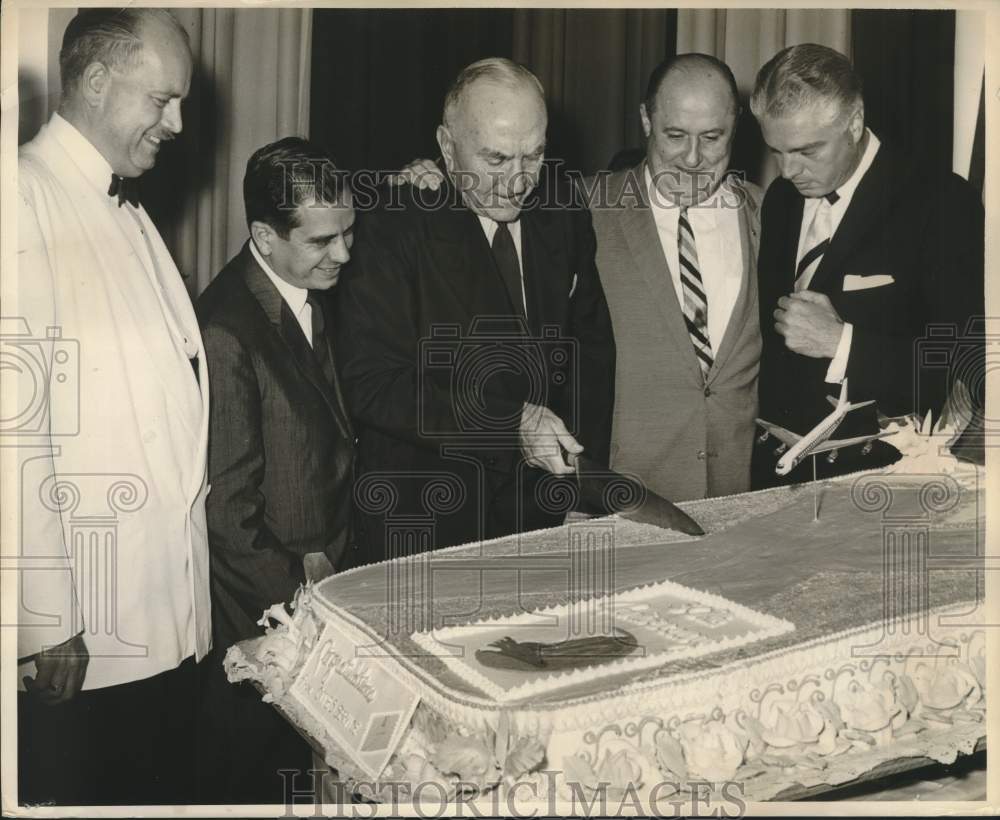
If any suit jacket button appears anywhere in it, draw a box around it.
[696,450,707,461]
[703,386,712,397]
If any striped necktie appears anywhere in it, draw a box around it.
[678,206,713,380]
[795,190,841,290]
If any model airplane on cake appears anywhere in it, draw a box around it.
[755,380,896,476]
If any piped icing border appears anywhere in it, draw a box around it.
[408,578,794,702]
[294,592,982,742]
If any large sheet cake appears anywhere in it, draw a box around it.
[226,462,987,804]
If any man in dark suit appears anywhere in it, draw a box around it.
[196,137,356,802]
[750,44,984,487]
[337,57,615,562]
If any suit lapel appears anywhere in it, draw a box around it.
[783,189,805,293]
[425,183,520,320]
[808,147,892,294]
[708,180,757,379]
[520,206,567,335]
[240,246,352,439]
[619,164,704,386]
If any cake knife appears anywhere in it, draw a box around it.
[573,454,706,536]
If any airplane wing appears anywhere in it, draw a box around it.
[755,419,801,447]
[808,431,897,455]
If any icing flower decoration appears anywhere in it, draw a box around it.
[836,678,902,746]
[678,718,747,782]
[882,411,966,475]
[910,662,981,711]
[432,734,501,791]
[970,655,987,691]
[596,749,642,791]
[400,754,457,800]
[758,701,825,748]
[654,730,688,780]
[561,749,641,800]
[503,737,546,782]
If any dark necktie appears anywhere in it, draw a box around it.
[307,292,337,386]
[491,221,525,317]
[108,174,140,208]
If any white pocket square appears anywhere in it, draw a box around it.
[569,273,579,298]
[843,273,895,291]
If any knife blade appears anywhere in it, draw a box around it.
[573,454,705,536]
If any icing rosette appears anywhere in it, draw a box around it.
[836,678,904,746]
[678,718,748,782]
[909,661,983,712]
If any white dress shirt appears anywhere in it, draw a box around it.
[14,113,211,689]
[646,168,743,352]
[250,240,313,346]
[478,216,527,320]
[797,129,881,384]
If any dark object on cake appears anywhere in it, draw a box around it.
[575,455,706,536]
[475,630,640,671]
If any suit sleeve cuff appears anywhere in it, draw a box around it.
[825,322,853,385]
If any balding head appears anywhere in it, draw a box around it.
[59,8,190,98]
[640,53,740,206]
[437,58,548,222]
[644,53,740,119]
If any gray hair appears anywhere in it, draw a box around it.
[59,8,190,94]
[442,57,545,128]
[750,44,863,122]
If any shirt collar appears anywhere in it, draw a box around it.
[47,113,115,197]
[250,239,309,314]
[478,215,521,244]
[829,128,880,205]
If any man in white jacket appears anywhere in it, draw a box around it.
[10,8,210,804]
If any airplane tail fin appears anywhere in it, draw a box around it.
[826,379,850,409]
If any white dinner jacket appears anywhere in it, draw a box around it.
[10,115,212,689]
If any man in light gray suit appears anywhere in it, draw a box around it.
[586,54,762,502]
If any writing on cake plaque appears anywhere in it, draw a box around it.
[289,620,420,779]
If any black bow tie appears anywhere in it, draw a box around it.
[825,190,840,205]
[108,174,140,208]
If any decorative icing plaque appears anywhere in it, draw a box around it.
[412,579,794,702]
[290,619,420,779]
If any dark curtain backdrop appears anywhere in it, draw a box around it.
[310,9,676,177]
[310,9,955,183]
[852,10,955,172]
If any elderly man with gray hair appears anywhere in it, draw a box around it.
[336,57,615,561]
[750,44,983,486]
